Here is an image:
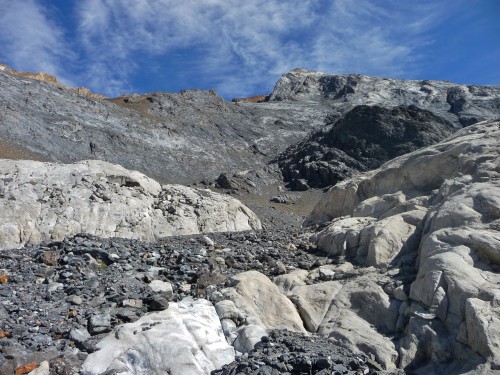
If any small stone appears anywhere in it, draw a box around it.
[0,274,8,284]
[146,295,169,311]
[15,362,37,375]
[70,328,91,344]
[68,295,83,305]
[122,299,143,309]
[89,313,111,334]
[149,280,173,298]
[202,236,215,246]
[108,253,120,261]
[315,356,332,369]
[318,267,335,280]
[47,282,64,292]
[28,361,49,375]
[393,285,408,301]
[39,251,60,266]
[275,261,287,275]
[0,330,11,338]
[179,284,191,293]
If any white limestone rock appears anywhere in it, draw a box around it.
[81,298,235,375]
[0,159,261,249]
[216,271,306,352]
[307,120,500,372]
[307,121,500,223]
[464,298,500,367]
[325,311,398,370]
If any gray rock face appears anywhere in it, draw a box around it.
[0,159,261,250]
[308,120,500,373]
[0,68,327,185]
[270,68,500,126]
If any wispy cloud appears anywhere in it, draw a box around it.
[0,0,75,85]
[74,0,446,97]
[0,0,448,98]
[75,0,318,96]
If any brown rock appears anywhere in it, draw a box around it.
[40,251,60,266]
[0,330,11,338]
[15,362,37,374]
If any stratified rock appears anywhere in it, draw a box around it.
[81,298,235,375]
[270,69,500,125]
[308,120,500,373]
[0,159,261,249]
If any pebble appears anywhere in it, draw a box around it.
[68,295,83,305]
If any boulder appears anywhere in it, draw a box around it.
[0,159,261,249]
[81,298,235,375]
[288,281,343,332]
[323,310,398,370]
[215,271,306,352]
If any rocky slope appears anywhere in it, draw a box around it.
[307,120,500,373]
[0,66,327,185]
[1,66,499,189]
[0,159,260,250]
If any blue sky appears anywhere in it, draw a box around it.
[0,0,498,99]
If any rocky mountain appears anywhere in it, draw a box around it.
[0,66,327,185]
[270,69,500,127]
[1,66,499,189]
[1,65,500,375]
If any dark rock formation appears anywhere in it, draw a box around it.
[277,105,457,189]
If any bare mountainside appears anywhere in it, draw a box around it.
[1,67,499,188]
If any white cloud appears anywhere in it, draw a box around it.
[75,0,319,96]
[74,0,447,98]
[0,0,74,85]
[0,0,448,98]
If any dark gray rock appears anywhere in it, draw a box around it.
[88,313,111,334]
[69,327,91,344]
[212,329,378,375]
[277,105,457,189]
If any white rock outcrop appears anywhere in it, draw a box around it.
[81,298,235,375]
[214,271,306,352]
[0,159,261,249]
[308,120,500,372]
